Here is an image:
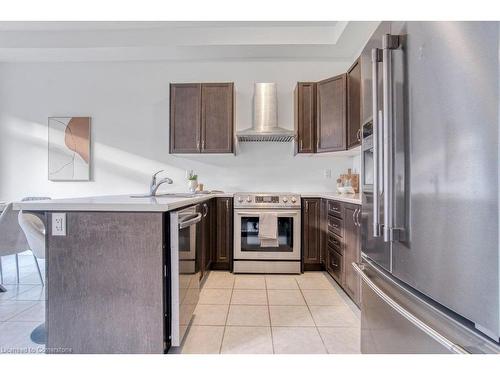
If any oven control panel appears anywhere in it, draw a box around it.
[255,196,279,204]
[234,193,301,209]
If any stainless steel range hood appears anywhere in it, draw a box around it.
[237,83,295,142]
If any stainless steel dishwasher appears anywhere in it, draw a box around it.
[170,204,202,347]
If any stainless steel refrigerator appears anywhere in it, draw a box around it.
[359,21,500,354]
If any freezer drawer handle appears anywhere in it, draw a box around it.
[352,262,469,354]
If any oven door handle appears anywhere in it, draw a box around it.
[179,212,202,229]
[234,210,300,216]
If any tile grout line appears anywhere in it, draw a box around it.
[297,281,329,354]
[264,276,275,354]
[0,301,40,323]
[218,274,235,354]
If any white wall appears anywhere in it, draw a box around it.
[0,60,358,201]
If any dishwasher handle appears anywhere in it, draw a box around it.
[353,262,469,354]
[179,212,202,229]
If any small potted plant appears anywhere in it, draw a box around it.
[186,170,198,193]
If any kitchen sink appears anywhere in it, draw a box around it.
[130,193,204,198]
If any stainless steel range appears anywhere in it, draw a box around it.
[233,193,301,274]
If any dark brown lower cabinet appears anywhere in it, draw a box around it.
[212,197,233,270]
[342,203,361,305]
[322,200,362,306]
[198,200,213,280]
[198,197,233,274]
[326,246,343,285]
[302,198,322,271]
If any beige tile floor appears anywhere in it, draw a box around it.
[175,271,361,354]
[0,255,361,354]
[0,253,46,354]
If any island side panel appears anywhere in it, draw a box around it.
[46,211,166,354]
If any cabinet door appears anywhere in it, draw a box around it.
[343,204,361,305]
[170,83,201,153]
[295,82,316,153]
[214,197,233,270]
[198,202,212,280]
[316,74,346,152]
[302,198,321,269]
[319,199,327,265]
[347,58,362,149]
[326,246,343,285]
[201,83,234,153]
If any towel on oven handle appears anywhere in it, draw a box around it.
[258,212,279,247]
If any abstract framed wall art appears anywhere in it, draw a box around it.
[48,117,91,181]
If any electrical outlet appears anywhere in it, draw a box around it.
[324,169,332,179]
[52,213,66,236]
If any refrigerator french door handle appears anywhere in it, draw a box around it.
[382,37,393,243]
[353,262,469,354]
[371,48,382,237]
[378,109,384,196]
[382,34,406,243]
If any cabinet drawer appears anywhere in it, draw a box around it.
[328,233,343,252]
[327,200,343,218]
[327,246,343,284]
[327,215,343,237]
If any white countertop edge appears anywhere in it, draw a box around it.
[300,192,362,205]
[12,192,360,212]
[13,194,224,212]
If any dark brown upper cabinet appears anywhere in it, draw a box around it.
[170,83,202,153]
[347,58,362,149]
[202,83,234,153]
[170,82,234,154]
[294,82,316,154]
[316,74,347,152]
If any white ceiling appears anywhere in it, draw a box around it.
[0,21,379,62]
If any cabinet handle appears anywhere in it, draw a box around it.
[197,139,200,151]
[356,209,361,227]
[300,139,303,150]
[305,201,308,214]
[225,199,229,210]
[357,129,361,142]
[202,139,205,150]
[352,209,357,226]
[202,203,208,218]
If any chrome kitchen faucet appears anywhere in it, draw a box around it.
[149,170,173,196]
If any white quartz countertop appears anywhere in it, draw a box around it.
[300,192,362,205]
[13,192,360,212]
[13,193,227,212]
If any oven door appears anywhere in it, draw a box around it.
[233,209,300,260]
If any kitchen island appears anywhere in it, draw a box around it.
[14,192,360,353]
[15,194,223,354]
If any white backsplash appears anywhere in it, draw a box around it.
[0,59,358,201]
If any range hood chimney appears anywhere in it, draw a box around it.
[237,83,295,142]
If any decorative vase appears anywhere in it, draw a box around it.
[188,179,198,193]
